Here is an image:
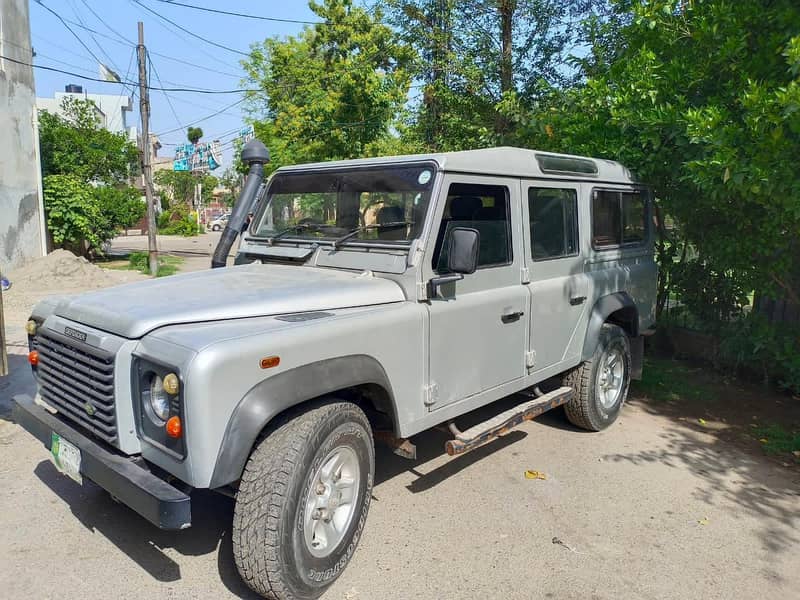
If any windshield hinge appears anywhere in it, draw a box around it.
[416,281,429,301]
[525,351,536,369]
[521,266,531,284]
[423,382,439,406]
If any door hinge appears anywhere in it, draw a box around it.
[525,351,536,369]
[521,266,531,284]
[416,281,429,301]
[423,382,439,406]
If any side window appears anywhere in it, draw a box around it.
[432,182,512,272]
[592,190,646,249]
[529,188,578,260]
[622,193,645,243]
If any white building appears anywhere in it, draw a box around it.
[37,85,137,142]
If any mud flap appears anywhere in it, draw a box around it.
[630,335,644,380]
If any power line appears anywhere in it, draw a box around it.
[131,0,249,56]
[33,0,107,68]
[154,97,247,136]
[148,51,184,133]
[0,53,255,93]
[146,0,326,25]
[46,9,243,78]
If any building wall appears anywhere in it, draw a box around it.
[0,0,46,271]
[36,91,137,142]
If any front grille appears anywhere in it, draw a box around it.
[35,330,117,444]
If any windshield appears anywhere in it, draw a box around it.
[251,163,436,244]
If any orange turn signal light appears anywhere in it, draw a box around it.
[165,416,182,438]
[28,350,39,367]
[260,356,280,369]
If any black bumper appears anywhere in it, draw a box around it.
[13,394,192,530]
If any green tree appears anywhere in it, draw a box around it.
[38,96,139,182]
[187,126,203,144]
[520,0,800,314]
[38,97,145,254]
[242,0,415,170]
[386,0,610,149]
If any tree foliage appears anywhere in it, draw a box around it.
[39,97,139,183]
[38,97,144,254]
[187,126,204,144]
[242,0,414,171]
[154,170,218,209]
[517,0,800,312]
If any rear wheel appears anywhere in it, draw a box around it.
[562,323,631,431]
[232,401,374,600]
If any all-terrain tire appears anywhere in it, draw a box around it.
[562,323,631,431]
[232,401,375,600]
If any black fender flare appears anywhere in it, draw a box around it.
[209,354,395,488]
[582,292,639,361]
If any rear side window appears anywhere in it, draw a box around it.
[432,183,512,272]
[592,190,646,249]
[529,188,578,260]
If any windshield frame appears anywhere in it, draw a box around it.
[245,160,440,249]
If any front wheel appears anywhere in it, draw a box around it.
[212,225,221,231]
[562,323,631,431]
[233,401,374,600]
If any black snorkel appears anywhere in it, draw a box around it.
[211,139,270,269]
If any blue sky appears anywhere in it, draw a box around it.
[30,0,323,169]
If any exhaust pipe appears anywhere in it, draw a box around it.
[211,139,270,268]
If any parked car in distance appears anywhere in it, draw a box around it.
[15,145,657,600]
[210,213,230,231]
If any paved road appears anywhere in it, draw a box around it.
[1,241,798,599]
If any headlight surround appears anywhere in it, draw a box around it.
[134,358,186,460]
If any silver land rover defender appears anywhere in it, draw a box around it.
[14,142,657,600]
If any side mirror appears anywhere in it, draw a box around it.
[447,227,480,274]
[429,227,480,296]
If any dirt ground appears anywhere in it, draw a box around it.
[1,240,798,599]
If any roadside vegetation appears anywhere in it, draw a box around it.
[106,251,183,278]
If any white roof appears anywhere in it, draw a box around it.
[277,146,639,184]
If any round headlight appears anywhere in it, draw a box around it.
[148,374,170,422]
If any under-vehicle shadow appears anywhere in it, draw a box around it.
[29,386,575,597]
[33,460,260,599]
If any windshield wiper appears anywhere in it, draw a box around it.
[266,223,334,245]
[332,221,414,249]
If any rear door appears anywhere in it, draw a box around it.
[522,181,590,374]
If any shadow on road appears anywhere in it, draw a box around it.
[609,392,800,558]
[33,460,260,599]
[0,352,36,421]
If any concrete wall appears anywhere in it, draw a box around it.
[0,0,46,271]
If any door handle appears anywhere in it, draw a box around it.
[501,310,524,323]
[569,296,587,306]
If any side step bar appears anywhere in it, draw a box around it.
[444,386,574,456]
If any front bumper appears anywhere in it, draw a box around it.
[13,394,192,530]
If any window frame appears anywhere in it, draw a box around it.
[590,187,650,251]
[527,186,580,262]
[431,182,514,273]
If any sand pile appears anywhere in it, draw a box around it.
[2,250,146,331]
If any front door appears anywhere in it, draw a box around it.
[426,175,528,408]
[522,181,590,374]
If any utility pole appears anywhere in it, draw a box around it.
[137,21,158,276]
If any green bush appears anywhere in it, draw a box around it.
[43,175,102,254]
[158,210,200,237]
[126,251,183,277]
[718,314,800,395]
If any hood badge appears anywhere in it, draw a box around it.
[84,402,96,417]
[64,326,88,343]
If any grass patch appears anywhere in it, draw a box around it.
[632,357,717,403]
[108,251,183,277]
[751,424,800,455]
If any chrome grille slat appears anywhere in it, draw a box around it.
[36,330,117,443]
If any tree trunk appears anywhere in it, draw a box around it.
[495,0,516,139]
